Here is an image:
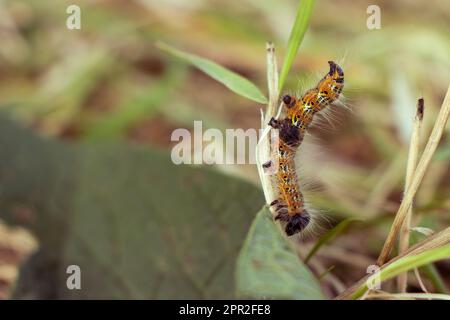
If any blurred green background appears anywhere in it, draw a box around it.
[0,0,449,299]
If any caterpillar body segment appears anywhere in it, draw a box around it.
[269,118,310,236]
[286,61,345,132]
[269,61,344,236]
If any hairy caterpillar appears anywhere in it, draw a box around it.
[269,61,344,236]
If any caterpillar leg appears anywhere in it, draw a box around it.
[269,199,278,206]
[268,117,279,129]
[270,199,288,213]
[271,200,310,235]
[262,160,273,173]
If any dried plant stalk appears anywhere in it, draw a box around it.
[255,43,280,205]
[397,98,424,292]
[377,85,450,265]
[265,42,279,123]
[364,292,449,300]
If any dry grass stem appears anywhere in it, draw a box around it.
[365,292,449,300]
[397,98,424,292]
[377,85,450,265]
[255,43,280,205]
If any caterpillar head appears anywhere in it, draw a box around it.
[316,61,344,103]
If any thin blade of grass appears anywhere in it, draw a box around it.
[337,227,450,300]
[304,218,360,263]
[350,244,450,300]
[411,230,449,294]
[156,41,268,104]
[420,263,449,294]
[278,0,316,92]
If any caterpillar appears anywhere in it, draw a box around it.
[268,61,344,236]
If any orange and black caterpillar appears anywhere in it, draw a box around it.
[269,61,344,236]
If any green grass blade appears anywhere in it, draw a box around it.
[278,0,316,92]
[411,231,449,294]
[420,263,449,294]
[156,41,267,104]
[304,218,360,263]
[350,244,450,299]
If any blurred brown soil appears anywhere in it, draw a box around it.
[0,222,37,299]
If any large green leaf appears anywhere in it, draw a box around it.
[235,207,325,299]
[0,116,264,299]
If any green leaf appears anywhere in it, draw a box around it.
[350,243,450,299]
[304,218,360,263]
[156,41,268,104]
[278,0,316,92]
[235,207,325,300]
[0,116,265,299]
